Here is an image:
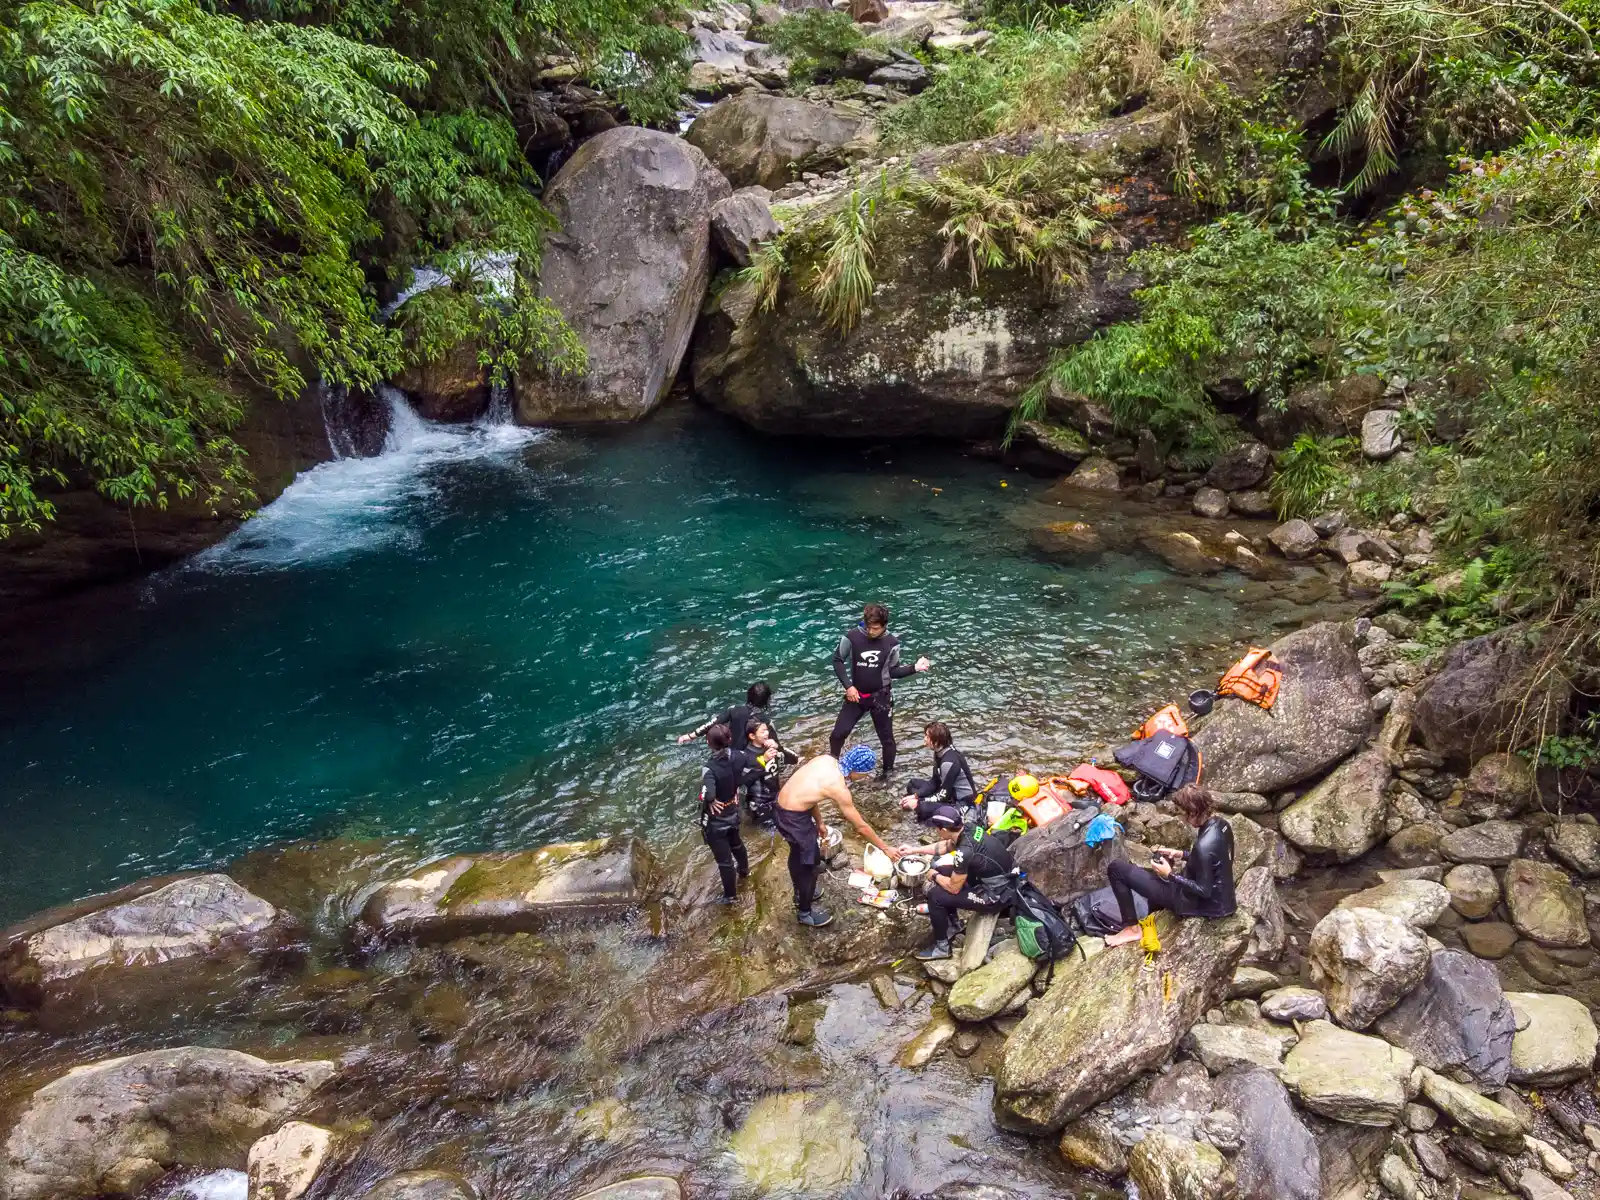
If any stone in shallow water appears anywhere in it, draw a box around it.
[730,1092,867,1192]
[1058,1114,1128,1177]
[947,940,1037,1022]
[246,1122,334,1200]
[1503,858,1589,947]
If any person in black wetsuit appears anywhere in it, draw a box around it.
[1104,784,1235,946]
[898,721,979,823]
[827,603,930,776]
[896,805,1016,961]
[677,681,777,749]
[698,724,770,904]
[743,719,798,826]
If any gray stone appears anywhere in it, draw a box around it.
[868,60,931,90]
[947,940,1038,1022]
[1213,791,1273,815]
[518,129,730,424]
[568,1180,681,1200]
[709,187,778,267]
[1229,966,1280,998]
[685,92,871,189]
[364,1171,479,1199]
[1459,921,1519,960]
[1230,490,1275,517]
[1379,1153,1420,1200]
[1461,753,1538,820]
[1403,1104,1438,1132]
[1417,1066,1529,1151]
[1414,628,1571,767]
[1280,1020,1417,1126]
[1308,906,1431,1029]
[1207,442,1273,491]
[1362,409,1402,459]
[1269,519,1320,559]
[1279,751,1394,863]
[1440,821,1527,866]
[1182,1023,1296,1074]
[0,1048,335,1200]
[1194,623,1372,795]
[1372,950,1515,1087]
[1517,1170,1576,1200]
[1260,987,1326,1023]
[1065,456,1123,492]
[1212,1067,1319,1200]
[1192,487,1231,519]
[1503,858,1589,947]
[1546,821,1600,878]
[1506,992,1599,1085]
[1347,560,1394,595]
[1445,863,1501,919]
[1010,804,1125,905]
[1336,880,1451,928]
[1128,1132,1230,1200]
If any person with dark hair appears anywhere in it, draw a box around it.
[828,603,930,776]
[698,723,771,905]
[896,805,1015,961]
[899,722,978,822]
[1104,785,1236,947]
[775,754,902,928]
[678,681,778,749]
[743,719,798,826]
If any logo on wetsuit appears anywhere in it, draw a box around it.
[857,650,881,667]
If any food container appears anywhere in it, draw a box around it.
[895,858,928,895]
[862,844,895,883]
[821,825,844,855]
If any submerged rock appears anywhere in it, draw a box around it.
[1370,950,1514,1088]
[1506,992,1599,1085]
[364,1171,480,1200]
[730,1092,867,1192]
[1212,1067,1320,1200]
[685,92,872,189]
[1308,905,1430,1029]
[1277,749,1390,862]
[1413,628,1570,766]
[1280,1021,1417,1126]
[0,1048,335,1200]
[1193,623,1371,794]
[517,127,730,424]
[994,904,1254,1132]
[360,837,655,942]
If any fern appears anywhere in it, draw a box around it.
[1271,434,1352,518]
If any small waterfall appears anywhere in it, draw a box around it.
[378,383,429,449]
[486,379,513,426]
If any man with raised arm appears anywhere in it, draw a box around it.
[774,754,902,928]
[828,603,930,778]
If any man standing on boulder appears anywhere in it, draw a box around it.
[828,603,930,778]
[775,754,901,928]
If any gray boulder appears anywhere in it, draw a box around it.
[0,1048,335,1200]
[365,1171,480,1200]
[869,60,931,90]
[516,128,730,424]
[1182,1023,1296,1074]
[361,837,655,942]
[1334,880,1451,928]
[710,186,779,267]
[1308,906,1431,1029]
[1280,1021,1417,1126]
[1192,487,1231,519]
[1503,858,1589,947]
[1127,1132,1230,1200]
[1506,991,1599,1085]
[994,904,1255,1131]
[1207,442,1272,491]
[1461,752,1538,819]
[1371,950,1515,1087]
[1546,821,1600,878]
[1413,628,1570,766]
[1066,456,1123,492]
[1213,1068,1320,1200]
[685,93,871,189]
[1277,748,1389,862]
[1260,986,1326,1023]
[1193,623,1371,794]
[1439,819,1526,866]
[1361,408,1402,459]
[1009,807,1126,906]
[1268,519,1319,559]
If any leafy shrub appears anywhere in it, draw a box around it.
[1271,435,1352,519]
[763,10,867,83]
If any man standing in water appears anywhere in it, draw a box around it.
[775,754,902,927]
[829,603,930,777]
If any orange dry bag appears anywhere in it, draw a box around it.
[1217,648,1281,710]
[1017,788,1068,829]
[1068,763,1133,806]
[1133,704,1190,741]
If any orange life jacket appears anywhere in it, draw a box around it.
[1133,704,1190,741]
[1017,788,1068,829]
[1217,648,1282,710]
[1067,763,1133,806]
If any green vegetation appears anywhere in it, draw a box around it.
[762,10,869,84]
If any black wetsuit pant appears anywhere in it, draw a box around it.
[775,807,821,915]
[1108,859,1182,927]
[703,824,749,900]
[927,880,1008,942]
[828,694,895,768]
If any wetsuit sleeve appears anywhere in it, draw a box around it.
[698,767,716,814]
[833,635,853,688]
[688,707,732,739]
[886,642,916,680]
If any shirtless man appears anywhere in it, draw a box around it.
[775,754,902,928]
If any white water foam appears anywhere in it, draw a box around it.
[194,386,545,572]
[162,1170,247,1200]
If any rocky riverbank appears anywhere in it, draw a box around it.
[2,612,1597,1200]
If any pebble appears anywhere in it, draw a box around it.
[951,1030,981,1058]
[1403,1103,1438,1132]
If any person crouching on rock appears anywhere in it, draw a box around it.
[897,805,1016,962]
[699,724,769,905]
[899,721,978,823]
[744,719,797,827]
[1104,785,1236,947]
[775,754,902,929]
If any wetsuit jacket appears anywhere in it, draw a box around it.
[941,825,1015,891]
[691,703,780,749]
[910,747,979,806]
[747,741,800,805]
[1168,817,1236,918]
[833,627,916,700]
[700,750,766,833]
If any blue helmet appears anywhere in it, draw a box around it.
[839,744,878,775]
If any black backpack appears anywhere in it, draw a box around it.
[1071,883,1151,937]
[1113,729,1201,800]
[1008,875,1083,992]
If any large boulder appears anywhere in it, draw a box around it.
[1506,992,1599,1085]
[1413,628,1570,766]
[1127,1132,1230,1200]
[1192,623,1371,794]
[0,874,290,1023]
[1009,807,1127,905]
[1307,906,1430,1029]
[1277,749,1390,862]
[1502,858,1589,948]
[684,93,871,189]
[1212,1067,1320,1200]
[1371,950,1515,1087]
[946,940,1038,1022]
[1334,880,1451,928]
[0,1048,335,1200]
[516,128,730,424]
[1280,1021,1417,1126]
[994,904,1254,1132]
[360,837,655,942]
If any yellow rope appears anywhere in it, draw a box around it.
[1140,914,1161,971]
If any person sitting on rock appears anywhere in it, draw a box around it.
[1104,785,1235,947]
[699,724,772,905]
[775,754,902,928]
[897,805,1015,961]
[898,721,979,823]
[743,719,797,827]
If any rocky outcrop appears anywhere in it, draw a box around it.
[1212,1067,1320,1200]
[1413,628,1570,766]
[684,93,872,189]
[0,874,290,1021]
[1280,1021,1417,1125]
[1277,749,1389,862]
[1009,806,1126,905]
[360,837,655,941]
[1307,906,1430,1029]
[994,903,1254,1132]
[1371,950,1515,1087]
[1506,992,1599,1085]
[0,1048,335,1200]
[1193,623,1371,794]
[516,128,730,424]
[365,1171,480,1200]
[1503,858,1589,947]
